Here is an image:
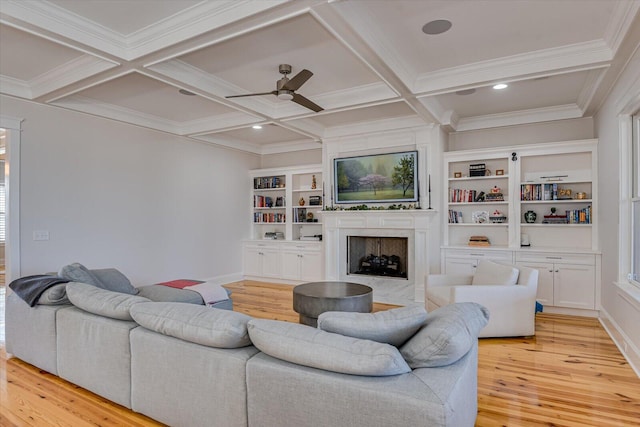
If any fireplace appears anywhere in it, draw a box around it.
[323,210,436,305]
[347,236,408,279]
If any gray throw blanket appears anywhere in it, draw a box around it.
[9,275,70,307]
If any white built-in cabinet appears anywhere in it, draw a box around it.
[442,140,601,315]
[243,165,324,283]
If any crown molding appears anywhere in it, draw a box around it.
[413,40,613,95]
[603,0,640,54]
[125,1,289,60]
[576,68,608,113]
[30,55,118,99]
[455,104,584,132]
[316,1,417,90]
[322,115,425,139]
[51,95,183,134]
[190,134,263,154]
[180,112,260,136]
[1,1,289,61]
[1,0,130,58]
[260,139,322,155]
[0,76,32,99]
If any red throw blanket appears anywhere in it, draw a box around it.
[156,279,204,289]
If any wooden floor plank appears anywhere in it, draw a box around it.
[1,281,639,426]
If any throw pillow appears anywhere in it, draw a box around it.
[91,268,138,295]
[130,302,252,348]
[471,260,519,286]
[247,319,411,376]
[66,282,150,321]
[137,285,205,304]
[317,305,427,347]
[59,263,139,294]
[400,302,489,368]
[37,283,70,305]
[59,263,103,288]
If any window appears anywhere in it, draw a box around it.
[631,114,640,284]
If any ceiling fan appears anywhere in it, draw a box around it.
[225,64,323,112]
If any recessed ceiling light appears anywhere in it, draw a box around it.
[493,83,508,90]
[252,125,263,130]
[178,89,196,96]
[455,88,476,96]
[422,19,452,35]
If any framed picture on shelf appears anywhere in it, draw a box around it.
[472,210,489,224]
[496,169,504,175]
[454,172,462,178]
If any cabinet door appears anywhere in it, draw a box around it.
[280,250,301,280]
[299,250,323,282]
[445,258,478,275]
[243,246,263,277]
[517,261,554,305]
[554,264,595,309]
[261,248,281,278]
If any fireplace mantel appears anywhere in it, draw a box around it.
[321,210,436,304]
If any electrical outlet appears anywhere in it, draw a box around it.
[33,230,49,241]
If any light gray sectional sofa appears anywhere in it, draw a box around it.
[6,269,489,427]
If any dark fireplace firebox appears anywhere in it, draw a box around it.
[347,236,408,279]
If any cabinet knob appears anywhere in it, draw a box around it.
[258,252,264,255]
[555,269,559,273]
[548,269,553,273]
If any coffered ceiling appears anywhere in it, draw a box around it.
[1,0,639,154]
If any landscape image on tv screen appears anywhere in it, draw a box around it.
[334,151,418,204]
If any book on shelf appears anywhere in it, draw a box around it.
[254,176,283,189]
[448,209,463,223]
[521,183,558,201]
[468,235,490,246]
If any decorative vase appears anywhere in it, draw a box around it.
[524,210,537,223]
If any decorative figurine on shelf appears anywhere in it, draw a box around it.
[524,210,537,223]
[299,197,305,206]
[311,175,317,189]
[307,212,314,222]
[490,185,501,194]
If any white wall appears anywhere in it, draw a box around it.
[594,41,640,373]
[0,95,260,285]
[260,148,322,169]
[448,117,594,151]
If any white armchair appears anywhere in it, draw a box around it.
[426,262,539,338]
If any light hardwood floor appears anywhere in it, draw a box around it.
[1,281,639,426]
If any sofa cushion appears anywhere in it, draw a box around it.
[37,283,70,305]
[59,263,138,294]
[130,302,252,348]
[400,302,489,368]
[137,285,202,304]
[471,260,519,286]
[91,268,139,295]
[247,319,410,376]
[317,305,427,347]
[66,282,151,321]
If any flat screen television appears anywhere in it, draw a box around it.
[333,150,418,204]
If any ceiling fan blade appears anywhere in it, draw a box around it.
[226,91,276,99]
[282,69,313,91]
[292,93,323,112]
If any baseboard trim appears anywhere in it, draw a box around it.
[204,272,245,285]
[540,306,599,317]
[599,306,640,378]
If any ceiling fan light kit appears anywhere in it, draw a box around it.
[226,64,323,112]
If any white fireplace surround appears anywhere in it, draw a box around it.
[322,210,436,305]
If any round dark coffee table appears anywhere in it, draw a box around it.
[292,281,373,327]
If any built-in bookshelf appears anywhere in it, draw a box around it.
[442,140,600,315]
[246,165,324,283]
